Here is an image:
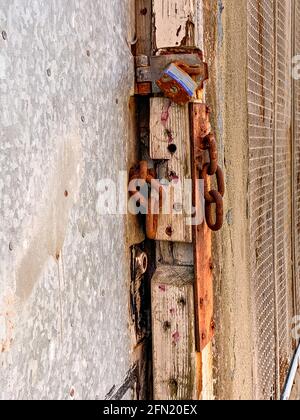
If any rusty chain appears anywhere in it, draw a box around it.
[200,133,225,232]
[129,161,163,240]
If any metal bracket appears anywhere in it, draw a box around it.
[135,51,208,98]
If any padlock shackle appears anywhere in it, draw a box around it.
[173,61,202,76]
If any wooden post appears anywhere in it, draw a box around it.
[152,266,197,400]
[150,0,210,400]
[149,97,192,243]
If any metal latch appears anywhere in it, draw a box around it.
[129,161,163,240]
[135,50,208,104]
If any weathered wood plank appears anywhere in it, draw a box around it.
[156,242,194,266]
[136,0,152,56]
[126,98,146,247]
[152,265,197,400]
[152,0,203,50]
[149,97,192,243]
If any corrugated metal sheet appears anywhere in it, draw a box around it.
[274,0,293,392]
[248,0,277,400]
[248,0,294,400]
[294,0,300,321]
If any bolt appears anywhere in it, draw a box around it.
[178,297,186,306]
[64,190,69,198]
[86,50,91,57]
[135,250,148,276]
[166,226,173,237]
[2,31,7,41]
[163,321,171,331]
[47,68,51,77]
[81,116,85,123]
[9,242,13,252]
[140,7,147,15]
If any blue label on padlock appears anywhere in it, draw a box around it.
[164,63,197,97]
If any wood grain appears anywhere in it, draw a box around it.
[150,97,193,243]
[152,0,201,49]
[136,0,152,56]
[152,265,197,400]
[156,242,194,266]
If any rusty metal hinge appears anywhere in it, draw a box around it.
[129,161,163,240]
[135,49,208,104]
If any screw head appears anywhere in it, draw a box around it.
[163,321,171,331]
[135,250,148,276]
[178,297,186,306]
[166,226,173,237]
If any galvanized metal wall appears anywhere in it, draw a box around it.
[0,0,135,400]
[247,0,294,400]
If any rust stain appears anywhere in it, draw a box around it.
[172,331,180,345]
[180,17,195,47]
[0,293,17,353]
[164,128,174,144]
[161,100,172,126]
[279,355,290,390]
[15,133,82,302]
[170,308,176,316]
[159,284,166,292]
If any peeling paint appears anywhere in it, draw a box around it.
[153,0,202,49]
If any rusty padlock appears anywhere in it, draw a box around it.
[156,61,201,106]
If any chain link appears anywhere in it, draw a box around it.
[200,134,225,232]
[204,133,218,176]
[129,161,162,240]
